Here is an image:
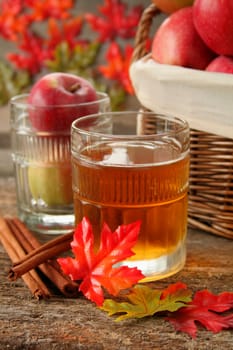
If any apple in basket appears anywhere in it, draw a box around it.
[193,0,233,56]
[152,0,194,14]
[206,56,233,74]
[27,72,98,207]
[151,7,215,69]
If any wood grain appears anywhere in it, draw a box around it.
[0,177,233,349]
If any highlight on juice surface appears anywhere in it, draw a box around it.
[71,111,190,281]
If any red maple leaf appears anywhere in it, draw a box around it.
[85,0,143,42]
[57,217,144,306]
[167,289,233,338]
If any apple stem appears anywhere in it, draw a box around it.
[69,82,81,93]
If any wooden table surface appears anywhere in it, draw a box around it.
[0,176,233,350]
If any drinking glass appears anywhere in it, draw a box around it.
[10,92,110,234]
[71,111,190,281]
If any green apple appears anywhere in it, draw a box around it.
[28,162,73,206]
[152,0,194,14]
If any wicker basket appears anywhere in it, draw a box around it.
[131,4,233,239]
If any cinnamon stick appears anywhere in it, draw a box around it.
[0,217,50,299]
[13,229,73,268]
[9,232,73,281]
[7,218,79,298]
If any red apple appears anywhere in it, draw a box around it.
[151,7,215,69]
[152,0,194,14]
[206,56,233,74]
[193,0,233,56]
[28,73,98,132]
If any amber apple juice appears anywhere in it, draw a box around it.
[72,140,189,281]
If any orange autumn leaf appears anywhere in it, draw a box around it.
[47,17,83,49]
[0,0,31,40]
[161,281,188,299]
[99,42,134,94]
[57,217,144,306]
[28,0,73,20]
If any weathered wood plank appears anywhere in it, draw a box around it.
[0,177,233,349]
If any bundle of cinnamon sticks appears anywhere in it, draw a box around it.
[0,216,79,299]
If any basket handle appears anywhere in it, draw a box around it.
[131,4,161,63]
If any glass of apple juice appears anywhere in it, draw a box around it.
[10,92,110,234]
[71,111,190,281]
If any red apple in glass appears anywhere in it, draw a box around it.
[28,72,98,132]
[27,72,99,207]
[151,7,215,69]
[206,56,233,74]
[193,0,233,56]
[152,0,194,14]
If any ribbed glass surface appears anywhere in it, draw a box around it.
[12,133,71,163]
[72,142,189,205]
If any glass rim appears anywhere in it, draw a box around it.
[10,91,110,109]
[71,111,190,139]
